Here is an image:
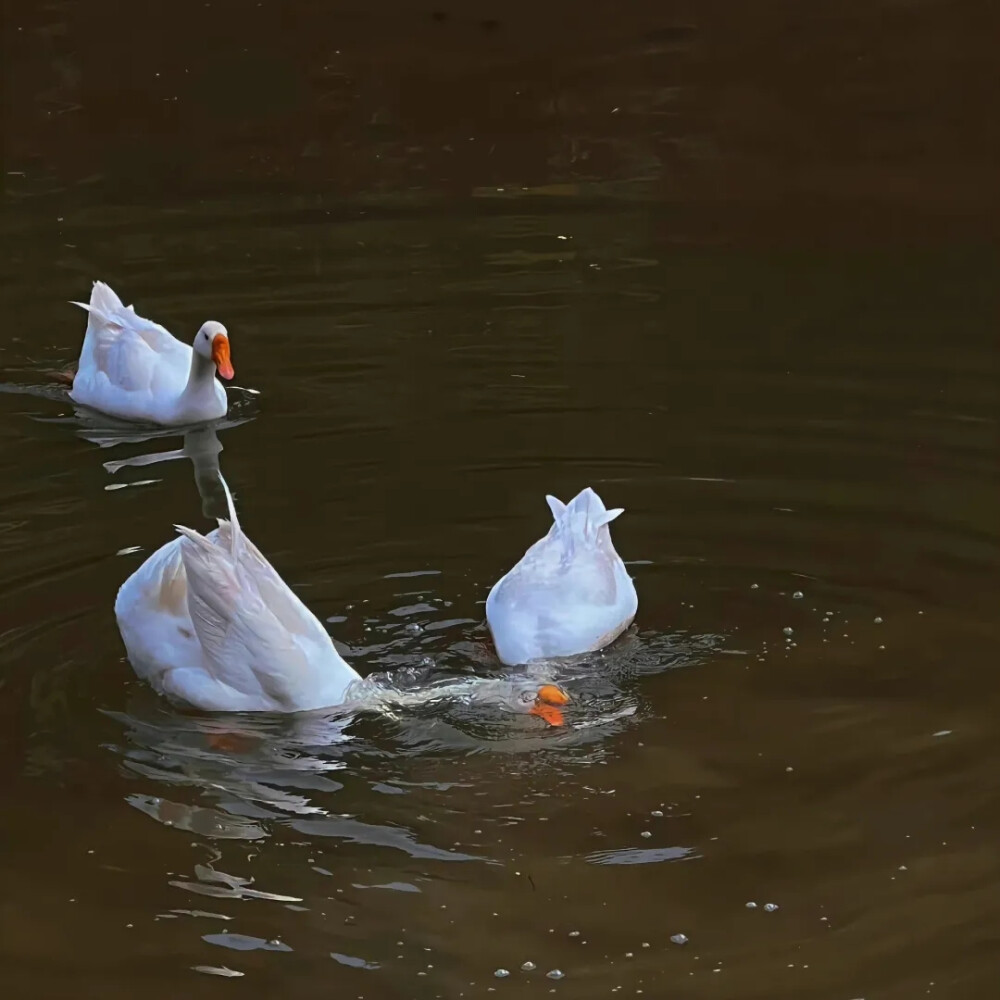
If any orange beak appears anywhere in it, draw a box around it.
[529,684,570,727]
[211,334,234,380]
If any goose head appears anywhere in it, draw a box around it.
[194,321,234,380]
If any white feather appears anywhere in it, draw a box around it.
[115,476,361,712]
[486,487,638,665]
[69,280,231,426]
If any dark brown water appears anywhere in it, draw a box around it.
[2,2,998,997]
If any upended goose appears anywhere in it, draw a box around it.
[486,487,638,665]
[69,281,234,425]
[115,478,570,724]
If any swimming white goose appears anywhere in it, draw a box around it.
[69,281,234,425]
[486,487,638,665]
[115,477,362,713]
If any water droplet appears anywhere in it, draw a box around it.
[670,933,688,945]
[874,616,883,624]
[546,969,565,980]
[521,961,536,972]
[750,583,759,590]
[763,903,779,912]
[745,901,758,909]
[792,591,804,600]
[494,969,510,978]
[782,627,794,636]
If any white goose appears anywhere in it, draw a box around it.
[115,477,362,713]
[69,281,234,425]
[486,487,638,665]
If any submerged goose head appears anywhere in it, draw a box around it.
[193,321,234,380]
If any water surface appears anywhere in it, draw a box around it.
[1,2,998,998]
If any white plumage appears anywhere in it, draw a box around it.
[486,487,638,665]
[115,477,362,713]
[69,281,233,425]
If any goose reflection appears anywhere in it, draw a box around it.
[103,626,718,848]
[100,421,248,518]
[72,410,252,518]
[102,674,577,858]
[12,376,256,518]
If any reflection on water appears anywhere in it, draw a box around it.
[1,0,999,997]
[105,625,719,846]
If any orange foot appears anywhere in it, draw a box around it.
[43,367,76,386]
[206,732,257,753]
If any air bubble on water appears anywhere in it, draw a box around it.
[494,969,510,978]
[405,622,423,633]
[546,969,565,980]
[763,903,779,912]
[521,961,536,972]
[568,930,580,937]
[750,583,759,590]
[640,831,651,839]
[792,591,804,600]
[670,933,688,945]
[651,810,663,818]
[874,617,883,624]
[745,901,758,909]
[782,627,794,636]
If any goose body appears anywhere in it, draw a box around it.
[115,479,361,712]
[486,487,638,665]
[69,281,233,426]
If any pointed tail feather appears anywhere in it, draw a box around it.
[217,474,243,561]
[597,507,624,527]
[545,495,567,520]
[70,280,126,324]
[562,487,624,539]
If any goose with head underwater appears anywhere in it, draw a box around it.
[486,487,638,665]
[115,477,571,724]
[115,476,361,713]
[69,280,234,426]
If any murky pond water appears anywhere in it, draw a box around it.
[2,2,998,998]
